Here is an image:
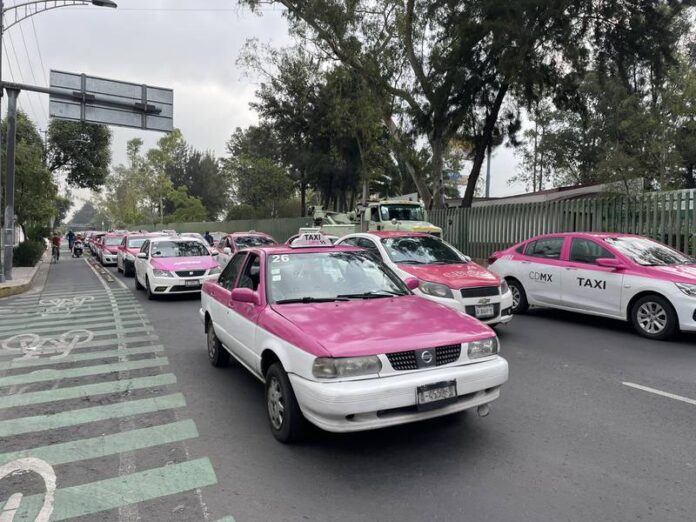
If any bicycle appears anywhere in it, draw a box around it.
[51,245,59,263]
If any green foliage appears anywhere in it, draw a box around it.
[227,154,293,215]
[165,186,208,223]
[224,199,303,221]
[69,201,98,226]
[13,240,45,267]
[54,195,72,227]
[47,120,112,190]
[24,224,50,242]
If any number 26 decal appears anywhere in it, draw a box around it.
[271,255,289,263]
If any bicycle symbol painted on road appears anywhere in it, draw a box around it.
[39,295,96,316]
[0,329,94,361]
[0,458,56,522]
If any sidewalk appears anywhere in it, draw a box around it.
[0,253,49,298]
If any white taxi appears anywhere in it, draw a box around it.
[134,237,221,299]
[488,232,696,339]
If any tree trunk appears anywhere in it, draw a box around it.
[383,116,432,206]
[430,134,445,209]
[300,168,306,217]
[461,83,509,208]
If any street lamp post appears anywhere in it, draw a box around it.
[0,0,116,282]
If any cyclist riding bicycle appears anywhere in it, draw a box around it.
[51,232,61,261]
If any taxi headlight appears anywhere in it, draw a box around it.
[467,337,499,359]
[312,356,382,379]
[500,279,509,295]
[152,269,173,278]
[419,281,454,299]
[675,282,696,297]
[208,266,222,275]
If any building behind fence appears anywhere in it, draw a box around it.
[430,189,696,261]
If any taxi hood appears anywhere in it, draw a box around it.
[397,262,499,289]
[150,257,217,271]
[272,295,494,358]
[641,263,696,283]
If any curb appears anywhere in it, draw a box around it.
[0,248,48,299]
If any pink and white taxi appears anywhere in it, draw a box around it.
[488,232,696,340]
[134,237,221,299]
[200,233,509,443]
[336,232,513,326]
[97,233,125,266]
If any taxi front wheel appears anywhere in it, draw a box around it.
[508,279,529,314]
[207,324,229,367]
[265,363,305,443]
[631,295,677,340]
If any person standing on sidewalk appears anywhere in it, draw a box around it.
[51,231,61,261]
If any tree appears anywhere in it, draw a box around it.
[165,186,208,223]
[228,153,293,216]
[54,195,72,227]
[47,120,112,190]
[69,201,98,226]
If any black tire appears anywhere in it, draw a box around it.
[207,322,229,367]
[124,262,134,277]
[508,278,529,314]
[146,277,157,300]
[135,271,144,290]
[265,362,305,443]
[117,260,123,273]
[631,294,678,340]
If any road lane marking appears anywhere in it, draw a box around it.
[0,310,147,330]
[0,334,160,357]
[622,382,696,406]
[0,419,199,466]
[0,356,169,387]
[0,393,186,437]
[1,457,217,521]
[0,319,149,337]
[0,344,165,370]
[0,373,177,409]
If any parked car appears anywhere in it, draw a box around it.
[180,232,219,254]
[216,231,277,269]
[98,233,126,266]
[117,233,160,277]
[200,232,509,442]
[134,237,221,299]
[488,232,696,339]
[210,232,227,248]
[335,232,513,327]
[89,232,106,255]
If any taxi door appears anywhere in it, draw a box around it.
[208,252,247,349]
[560,237,624,316]
[229,252,264,369]
[518,236,566,306]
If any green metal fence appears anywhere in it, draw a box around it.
[429,189,696,261]
[132,217,313,242]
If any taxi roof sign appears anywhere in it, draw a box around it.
[289,232,334,248]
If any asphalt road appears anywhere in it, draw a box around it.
[101,255,696,522]
[3,252,696,522]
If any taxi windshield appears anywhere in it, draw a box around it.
[127,238,147,248]
[379,204,424,222]
[604,237,695,266]
[268,252,408,304]
[381,236,463,265]
[235,236,276,249]
[151,241,209,257]
[105,237,123,246]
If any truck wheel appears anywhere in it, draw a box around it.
[631,295,677,340]
[508,279,528,314]
[265,362,305,443]
[207,323,229,367]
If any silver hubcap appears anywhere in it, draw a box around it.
[637,302,667,334]
[511,285,521,309]
[267,377,284,430]
[207,328,216,360]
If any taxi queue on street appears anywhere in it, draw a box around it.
[78,227,696,442]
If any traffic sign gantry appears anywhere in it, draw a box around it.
[49,70,174,132]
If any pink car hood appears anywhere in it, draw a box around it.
[150,257,217,271]
[642,264,696,283]
[397,263,499,289]
[272,296,494,358]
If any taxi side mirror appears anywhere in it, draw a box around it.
[404,277,420,290]
[136,252,148,259]
[231,287,260,305]
[596,257,624,269]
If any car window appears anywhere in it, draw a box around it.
[370,208,381,222]
[234,236,276,249]
[569,238,614,264]
[140,241,149,254]
[525,237,563,259]
[218,253,246,290]
[151,241,209,257]
[381,236,462,265]
[604,236,695,266]
[339,237,358,247]
[357,238,379,252]
[237,253,261,291]
[121,237,126,247]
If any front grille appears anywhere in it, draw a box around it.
[387,344,462,371]
[175,270,206,277]
[460,286,499,298]
[170,285,202,292]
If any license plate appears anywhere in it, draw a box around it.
[475,304,495,318]
[416,380,457,411]
[185,280,201,287]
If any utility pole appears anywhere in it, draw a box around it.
[0,0,5,283]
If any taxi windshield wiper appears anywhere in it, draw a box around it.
[274,297,349,304]
[396,260,425,264]
[336,290,405,299]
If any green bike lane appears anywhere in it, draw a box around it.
[0,252,232,521]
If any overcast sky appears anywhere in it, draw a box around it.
[2,0,523,214]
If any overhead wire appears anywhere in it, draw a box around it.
[30,17,49,86]
[5,29,39,122]
[18,22,48,120]
[2,41,26,114]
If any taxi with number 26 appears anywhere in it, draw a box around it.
[200,233,509,443]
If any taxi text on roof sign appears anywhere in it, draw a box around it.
[290,232,335,248]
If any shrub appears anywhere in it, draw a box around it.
[13,240,45,267]
[25,224,51,242]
